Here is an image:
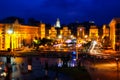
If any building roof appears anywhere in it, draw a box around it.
[113,18,120,22]
[103,24,109,29]
[90,26,98,29]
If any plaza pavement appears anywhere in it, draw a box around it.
[9,57,73,80]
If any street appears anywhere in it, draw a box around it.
[83,56,120,80]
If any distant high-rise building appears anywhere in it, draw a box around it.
[55,18,61,28]
[77,27,85,38]
[109,18,120,51]
[89,26,98,40]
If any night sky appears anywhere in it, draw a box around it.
[0,0,120,25]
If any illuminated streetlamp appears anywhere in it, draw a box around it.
[5,29,13,78]
[7,29,13,52]
[58,35,62,44]
[84,35,88,38]
[80,28,82,31]
[58,35,62,39]
[84,35,88,41]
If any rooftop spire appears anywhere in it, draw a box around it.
[55,18,61,28]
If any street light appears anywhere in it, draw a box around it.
[58,35,62,39]
[75,38,79,60]
[115,57,119,80]
[58,35,62,44]
[7,29,13,52]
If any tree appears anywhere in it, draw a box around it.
[1,16,25,24]
[40,38,53,46]
[33,38,53,50]
[28,18,40,26]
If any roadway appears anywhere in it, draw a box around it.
[81,55,120,80]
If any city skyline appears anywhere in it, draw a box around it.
[0,0,120,25]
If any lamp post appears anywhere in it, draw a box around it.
[58,35,62,43]
[4,29,13,80]
[116,57,119,80]
[75,37,78,60]
[7,29,13,52]
[84,35,88,41]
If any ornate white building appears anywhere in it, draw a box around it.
[55,18,61,28]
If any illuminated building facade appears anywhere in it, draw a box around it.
[1,17,119,51]
[49,26,57,39]
[89,26,98,40]
[55,18,61,28]
[109,18,120,50]
[102,24,109,38]
[0,20,45,50]
[48,26,72,43]
[39,24,45,39]
[60,26,71,40]
[77,27,85,38]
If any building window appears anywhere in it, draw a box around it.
[116,23,120,28]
